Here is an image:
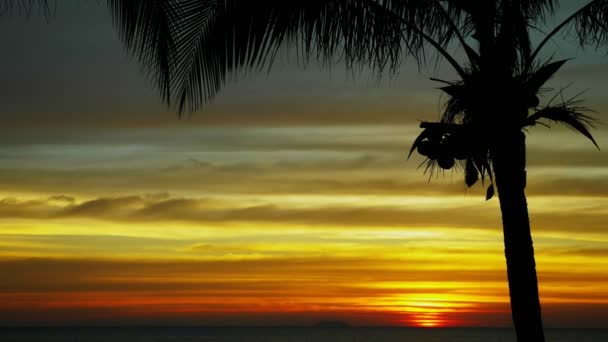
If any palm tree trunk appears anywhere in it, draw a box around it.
[492,132,545,342]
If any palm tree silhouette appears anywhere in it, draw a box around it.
[5,1,607,341]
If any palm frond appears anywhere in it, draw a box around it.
[496,0,531,71]
[440,81,468,124]
[408,127,432,159]
[380,0,470,46]
[107,0,478,114]
[465,157,479,187]
[0,0,49,17]
[491,1,558,72]
[573,0,608,49]
[486,183,495,201]
[519,0,558,23]
[525,102,600,149]
[523,58,569,94]
[169,0,415,113]
[108,0,184,106]
[530,0,605,64]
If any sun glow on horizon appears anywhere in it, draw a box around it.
[387,294,482,328]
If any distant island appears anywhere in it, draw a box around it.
[313,320,351,328]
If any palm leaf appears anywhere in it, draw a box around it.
[574,0,608,49]
[170,0,414,113]
[379,0,470,43]
[465,158,479,187]
[519,0,558,23]
[108,0,183,106]
[496,0,532,71]
[486,184,495,201]
[530,0,606,64]
[526,104,600,149]
[524,59,569,94]
[408,128,431,159]
[107,0,480,113]
[0,0,49,17]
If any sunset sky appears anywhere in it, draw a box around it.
[0,1,607,328]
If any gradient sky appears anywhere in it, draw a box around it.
[0,1,607,328]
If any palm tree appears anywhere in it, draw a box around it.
[5,1,607,341]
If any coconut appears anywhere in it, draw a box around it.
[418,140,441,159]
[417,140,432,156]
[438,154,455,169]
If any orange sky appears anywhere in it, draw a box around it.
[0,1,608,328]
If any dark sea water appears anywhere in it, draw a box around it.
[1,327,607,342]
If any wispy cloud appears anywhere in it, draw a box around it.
[0,192,606,236]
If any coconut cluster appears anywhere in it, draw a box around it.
[417,133,468,170]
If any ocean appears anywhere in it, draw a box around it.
[1,327,607,342]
